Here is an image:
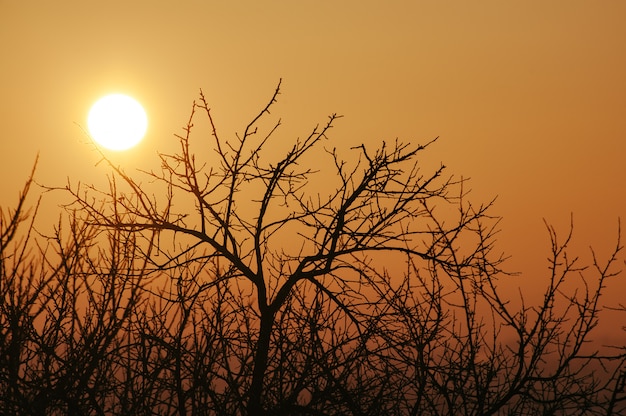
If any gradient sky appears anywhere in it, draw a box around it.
[2,1,625,328]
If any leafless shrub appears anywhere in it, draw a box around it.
[1,81,624,415]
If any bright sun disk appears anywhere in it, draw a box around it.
[87,94,148,151]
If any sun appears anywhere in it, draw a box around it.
[87,94,148,151]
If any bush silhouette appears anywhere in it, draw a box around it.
[1,82,625,415]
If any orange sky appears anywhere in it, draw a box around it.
[1,1,625,321]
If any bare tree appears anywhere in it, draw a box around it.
[2,81,624,415]
[0,163,154,415]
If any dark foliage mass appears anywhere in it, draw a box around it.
[2,82,625,415]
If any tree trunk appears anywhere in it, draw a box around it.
[247,311,275,415]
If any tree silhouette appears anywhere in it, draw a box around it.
[1,81,625,415]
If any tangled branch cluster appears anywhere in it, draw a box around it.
[1,82,625,415]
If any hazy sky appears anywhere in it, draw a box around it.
[1,1,625,311]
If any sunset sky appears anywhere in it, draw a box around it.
[1,2,625,317]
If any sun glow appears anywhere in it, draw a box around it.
[87,94,148,151]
